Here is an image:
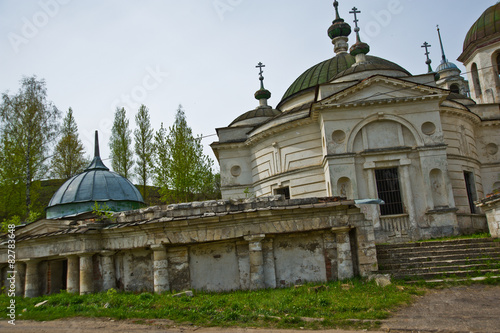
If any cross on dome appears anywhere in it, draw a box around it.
[421,41,433,73]
[349,7,361,32]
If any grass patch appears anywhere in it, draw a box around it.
[0,279,425,330]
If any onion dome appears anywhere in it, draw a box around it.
[328,1,351,40]
[255,88,271,100]
[46,131,145,219]
[349,7,370,57]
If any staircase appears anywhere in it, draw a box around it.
[376,238,500,282]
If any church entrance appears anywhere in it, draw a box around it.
[375,168,404,216]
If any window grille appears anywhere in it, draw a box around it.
[275,187,290,199]
[375,168,404,216]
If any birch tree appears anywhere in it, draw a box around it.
[0,76,60,219]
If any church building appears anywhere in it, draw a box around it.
[211,1,500,243]
[1,2,500,297]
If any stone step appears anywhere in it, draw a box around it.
[376,240,500,255]
[379,256,500,271]
[377,247,500,261]
[390,268,500,281]
[377,249,500,265]
[379,262,500,276]
[376,237,500,281]
[376,238,498,251]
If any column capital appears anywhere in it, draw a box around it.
[77,252,95,257]
[150,244,166,251]
[20,258,41,264]
[244,234,266,242]
[100,250,116,257]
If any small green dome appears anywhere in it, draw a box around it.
[328,1,351,39]
[255,88,271,100]
[463,3,500,54]
[350,41,370,57]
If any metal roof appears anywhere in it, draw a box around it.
[46,132,145,219]
[279,53,411,104]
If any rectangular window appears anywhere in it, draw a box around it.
[464,171,477,214]
[275,187,290,199]
[375,168,404,216]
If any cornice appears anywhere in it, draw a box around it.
[440,107,481,125]
[245,117,314,147]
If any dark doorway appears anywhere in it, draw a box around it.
[464,171,477,214]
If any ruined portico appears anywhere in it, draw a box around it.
[0,196,378,296]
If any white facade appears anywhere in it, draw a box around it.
[212,4,500,243]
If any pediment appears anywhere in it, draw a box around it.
[15,219,75,237]
[315,75,446,109]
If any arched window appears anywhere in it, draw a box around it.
[450,84,460,94]
[471,63,482,97]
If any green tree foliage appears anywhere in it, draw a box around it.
[0,76,60,220]
[51,107,88,179]
[109,107,134,179]
[134,105,153,201]
[153,105,217,203]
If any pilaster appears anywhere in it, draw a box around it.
[335,228,354,280]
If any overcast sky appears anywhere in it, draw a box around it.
[0,0,492,176]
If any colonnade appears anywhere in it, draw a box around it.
[5,228,355,297]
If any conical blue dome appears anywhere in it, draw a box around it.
[46,131,145,219]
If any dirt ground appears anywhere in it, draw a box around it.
[1,285,500,333]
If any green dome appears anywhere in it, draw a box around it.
[280,53,411,103]
[463,3,500,53]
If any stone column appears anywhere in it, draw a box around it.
[400,161,416,227]
[100,251,116,291]
[244,234,265,290]
[151,245,169,293]
[14,261,26,297]
[336,228,354,280]
[364,162,380,229]
[79,253,94,295]
[66,255,79,294]
[24,259,40,298]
